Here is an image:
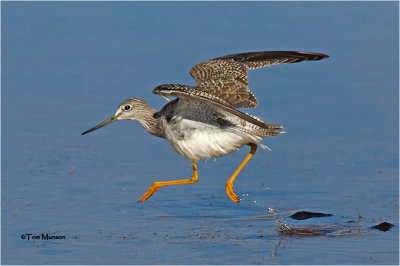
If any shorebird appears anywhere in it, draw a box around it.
[82,51,329,203]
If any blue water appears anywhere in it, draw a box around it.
[2,2,398,264]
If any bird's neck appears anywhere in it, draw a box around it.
[135,104,164,138]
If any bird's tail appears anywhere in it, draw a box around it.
[263,123,285,136]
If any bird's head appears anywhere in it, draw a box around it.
[81,98,149,135]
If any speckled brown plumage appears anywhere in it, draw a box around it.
[190,51,329,108]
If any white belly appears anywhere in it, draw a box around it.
[164,118,262,160]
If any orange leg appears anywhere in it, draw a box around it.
[225,143,258,203]
[138,160,198,202]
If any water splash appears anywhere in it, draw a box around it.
[267,206,291,231]
[240,193,249,201]
[241,193,291,231]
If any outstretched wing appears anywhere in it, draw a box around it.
[190,51,329,108]
[153,84,283,136]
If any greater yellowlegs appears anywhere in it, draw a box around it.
[82,51,329,203]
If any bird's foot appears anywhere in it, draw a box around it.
[138,184,160,202]
[225,182,240,203]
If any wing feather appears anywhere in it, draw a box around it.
[190,51,329,108]
[153,84,283,136]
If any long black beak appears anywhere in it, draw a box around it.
[81,116,118,135]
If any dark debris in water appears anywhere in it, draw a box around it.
[279,228,327,237]
[290,211,333,220]
[371,222,394,232]
[278,224,364,238]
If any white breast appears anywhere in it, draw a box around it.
[157,97,266,160]
[163,118,262,161]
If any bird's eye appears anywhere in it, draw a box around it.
[124,105,131,111]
